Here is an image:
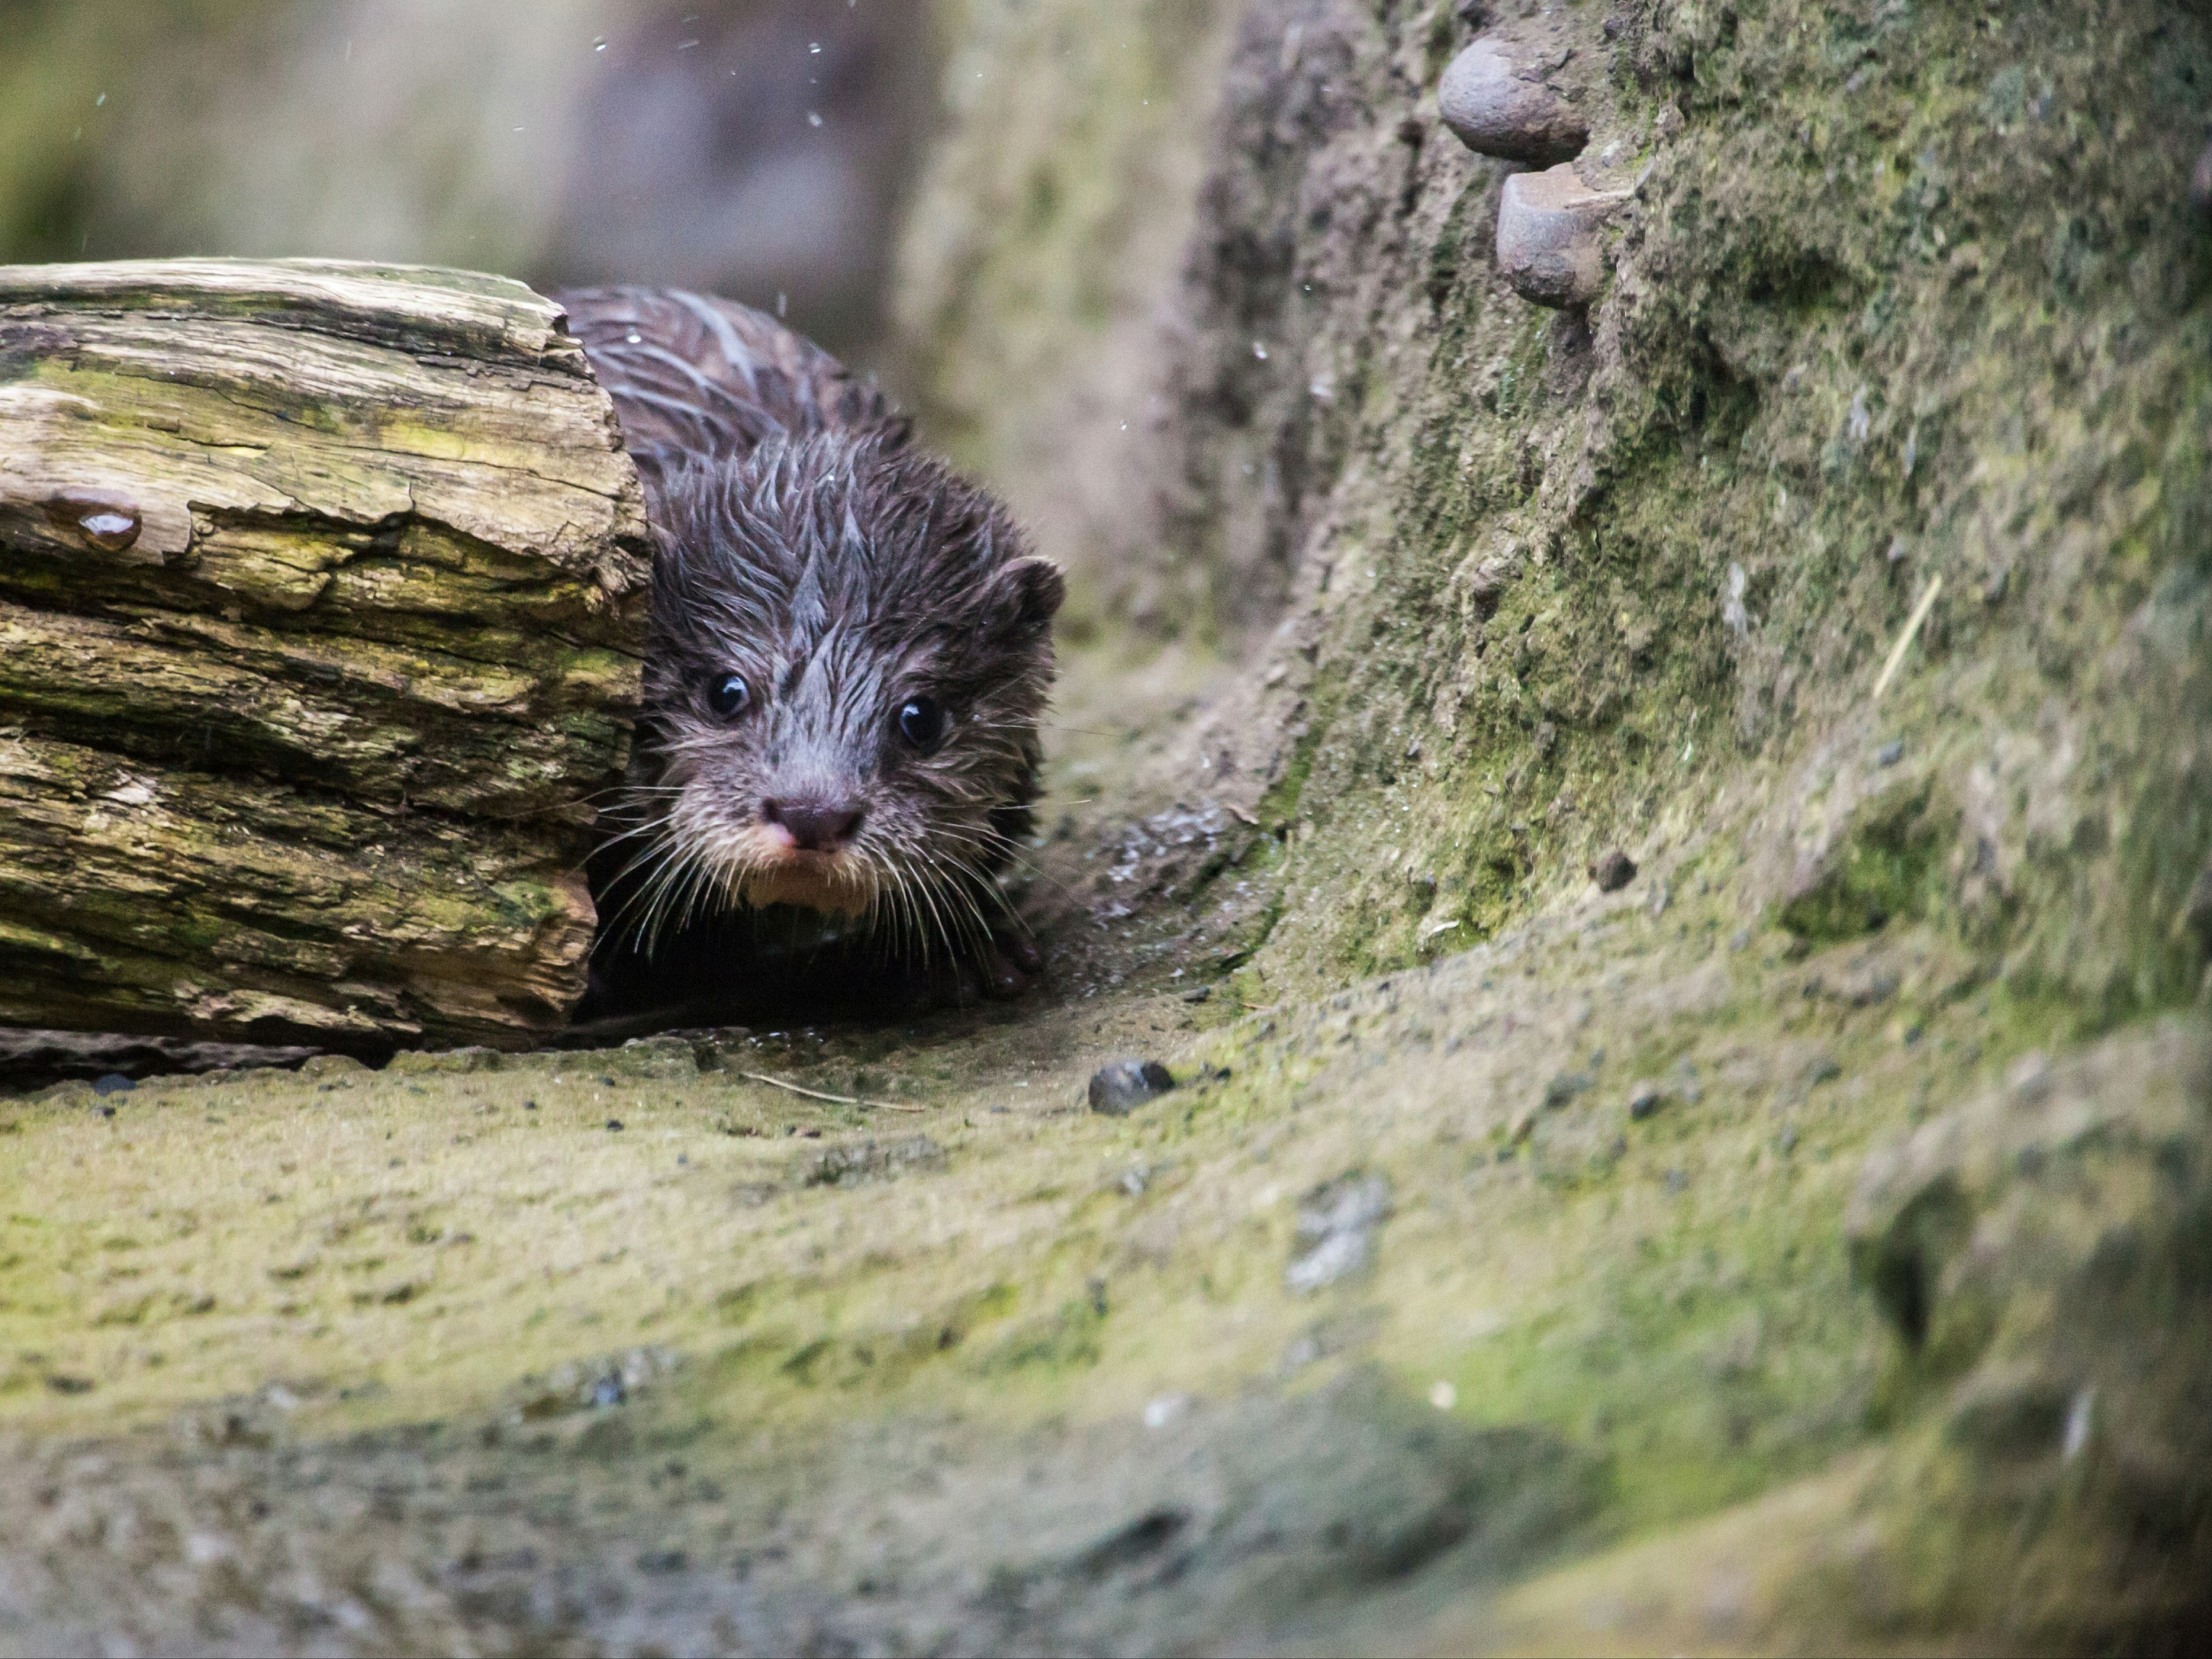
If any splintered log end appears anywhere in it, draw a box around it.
[0,258,651,1048]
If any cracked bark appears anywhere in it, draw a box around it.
[0,259,651,1048]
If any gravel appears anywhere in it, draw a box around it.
[1090,1060,1177,1116]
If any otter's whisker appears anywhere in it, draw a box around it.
[913,845,996,960]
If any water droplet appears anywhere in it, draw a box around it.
[626,332,642,344]
[47,493,141,553]
[95,92,107,107]
[807,110,823,127]
[79,510,139,551]
[809,40,822,53]
[594,38,608,52]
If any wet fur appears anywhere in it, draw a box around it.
[560,288,1061,1018]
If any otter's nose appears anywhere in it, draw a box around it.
[762,797,864,852]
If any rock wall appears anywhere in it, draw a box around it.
[886,0,2212,1644]
[905,0,2212,1023]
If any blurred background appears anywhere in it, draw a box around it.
[0,0,936,359]
[0,0,1241,639]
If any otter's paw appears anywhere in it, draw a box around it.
[895,935,1044,1012]
[982,932,1044,1000]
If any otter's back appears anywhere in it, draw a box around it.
[556,286,908,480]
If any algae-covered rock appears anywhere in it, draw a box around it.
[1840,1020,2212,1646]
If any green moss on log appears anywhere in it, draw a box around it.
[0,259,651,1044]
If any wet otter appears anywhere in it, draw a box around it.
[558,287,1062,1018]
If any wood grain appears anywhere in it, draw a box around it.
[0,258,651,1046]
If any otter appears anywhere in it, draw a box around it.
[557,287,1062,1018]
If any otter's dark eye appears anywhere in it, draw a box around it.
[896,696,947,752]
[705,674,751,719]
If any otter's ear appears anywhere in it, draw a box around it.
[991,556,1066,631]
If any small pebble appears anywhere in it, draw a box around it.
[1181,986,1213,1004]
[1543,1069,1595,1110]
[1627,1080,1666,1121]
[1589,850,1637,893]
[605,1119,625,1132]
[1428,1380,1458,1411]
[91,1073,136,1097]
[1089,1059,1177,1116]
[1877,740,1905,767]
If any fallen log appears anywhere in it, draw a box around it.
[0,259,652,1048]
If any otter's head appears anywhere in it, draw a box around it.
[623,430,1063,955]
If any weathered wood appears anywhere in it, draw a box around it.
[0,259,652,1046]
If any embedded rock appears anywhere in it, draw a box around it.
[1589,849,1637,892]
[1286,1171,1392,1292]
[1494,164,1632,308]
[1437,41,1588,167]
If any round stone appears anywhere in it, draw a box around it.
[1438,41,1589,166]
[1496,164,1632,308]
[1589,849,1639,892]
[1089,1058,1177,1116]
